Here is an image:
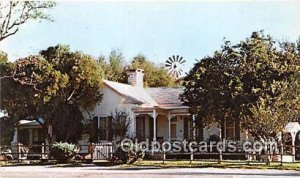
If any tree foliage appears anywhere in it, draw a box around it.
[98,51,178,87]
[130,54,177,87]
[97,50,127,83]
[0,1,56,41]
[0,45,103,142]
[181,31,300,140]
[0,51,8,64]
[110,110,132,142]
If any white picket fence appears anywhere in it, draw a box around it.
[92,142,113,160]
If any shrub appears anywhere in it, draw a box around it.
[50,142,79,163]
[111,142,145,165]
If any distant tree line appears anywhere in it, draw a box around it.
[97,50,178,87]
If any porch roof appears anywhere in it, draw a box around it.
[18,118,44,128]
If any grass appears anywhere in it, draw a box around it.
[124,160,300,170]
[1,159,300,170]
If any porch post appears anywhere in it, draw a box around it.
[168,112,171,141]
[192,115,196,140]
[133,113,138,138]
[153,110,157,142]
[29,129,33,146]
[12,127,18,144]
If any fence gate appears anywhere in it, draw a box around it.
[92,142,113,160]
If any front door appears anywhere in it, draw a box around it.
[136,116,145,141]
[296,131,300,160]
[171,123,177,139]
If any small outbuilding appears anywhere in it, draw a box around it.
[11,118,45,159]
[283,122,300,162]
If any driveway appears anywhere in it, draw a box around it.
[0,165,299,178]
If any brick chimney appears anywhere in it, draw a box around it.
[127,69,144,88]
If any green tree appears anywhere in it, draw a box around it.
[97,50,127,83]
[1,45,104,143]
[130,54,177,87]
[98,51,178,87]
[181,31,300,141]
[0,1,56,41]
[0,51,8,64]
[0,55,65,144]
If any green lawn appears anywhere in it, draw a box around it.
[126,160,300,170]
[1,159,300,170]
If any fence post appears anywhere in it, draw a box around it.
[17,143,21,162]
[41,143,45,159]
[190,151,193,164]
[218,144,222,164]
[266,143,269,165]
[246,149,250,165]
[163,151,165,164]
[110,142,113,159]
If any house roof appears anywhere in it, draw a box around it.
[103,80,185,109]
[145,87,184,106]
[103,80,158,106]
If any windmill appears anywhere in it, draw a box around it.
[165,55,186,78]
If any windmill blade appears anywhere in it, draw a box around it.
[180,59,186,64]
[172,70,176,77]
[172,55,176,62]
[166,60,172,65]
[178,56,183,62]
[165,64,171,67]
[178,70,182,76]
[169,57,174,63]
[175,71,179,78]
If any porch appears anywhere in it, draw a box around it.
[133,107,197,142]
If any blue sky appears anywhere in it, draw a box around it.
[1,1,300,73]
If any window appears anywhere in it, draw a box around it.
[33,129,43,144]
[99,117,107,140]
[225,118,235,140]
[171,124,177,139]
[93,116,112,141]
[188,120,193,140]
[19,129,29,145]
[184,116,194,140]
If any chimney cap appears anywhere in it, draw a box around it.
[126,68,144,73]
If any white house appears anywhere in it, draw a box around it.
[84,69,249,143]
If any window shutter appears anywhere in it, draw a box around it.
[184,117,188,139]
[195,117,204,141]
[107,116,113,141]
[148,117,152,140]
[235,118,240,140]
[92,116,98,142]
